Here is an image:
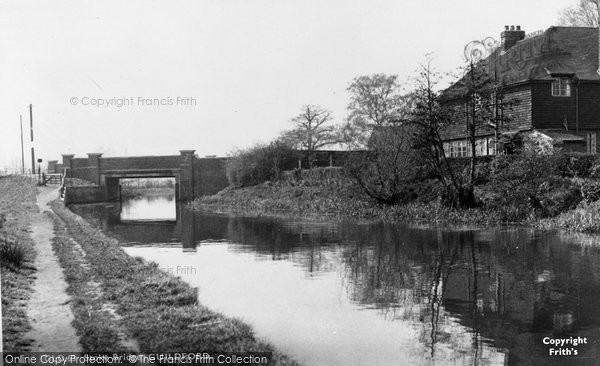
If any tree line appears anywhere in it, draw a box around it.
[227,54,520,210]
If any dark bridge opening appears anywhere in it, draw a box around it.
[118,177,177,221]
[58,151,230,204]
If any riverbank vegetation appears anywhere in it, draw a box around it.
[0,176,37,350]
[194,64,600,233]
[195,154,600,230]
[49,200,296,363]
[120,178,176,199]
[121,187,175,199]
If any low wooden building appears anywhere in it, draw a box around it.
[442,25,600,156]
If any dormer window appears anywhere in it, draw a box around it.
[552,78,571,97]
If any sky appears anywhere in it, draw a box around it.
[0,0,577,170]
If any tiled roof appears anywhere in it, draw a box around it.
[487,27,600,85]
[444,27,600,99]
[537,130,586,142]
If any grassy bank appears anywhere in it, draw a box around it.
[193,165,600,233]
[538,200,600,233]
[0,176,37,351]
[193,167,513,227]
[50,200,297,363]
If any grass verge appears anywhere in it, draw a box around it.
[538,200,600,233]
[50,200,297,364]
[193,168,524,228]
[0,176,37,351]
[50,214,129,352]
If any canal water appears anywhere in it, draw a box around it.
[70,194,600,366]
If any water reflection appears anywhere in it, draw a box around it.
[120,194,177,221]
[70,195,600,366]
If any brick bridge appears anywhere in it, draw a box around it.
[51,150,229,202]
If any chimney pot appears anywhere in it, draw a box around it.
[501,25,526,51]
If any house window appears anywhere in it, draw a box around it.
[476,139,487,156]
[451,141,468,157]
[446,138,499,157]
[460,141,469,157]
[587,132,597,154]
[551,78,571,97]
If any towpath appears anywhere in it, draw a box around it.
[24,186,81,352]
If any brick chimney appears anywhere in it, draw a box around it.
[501,25,525,51]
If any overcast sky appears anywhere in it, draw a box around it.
[0,0,576,170]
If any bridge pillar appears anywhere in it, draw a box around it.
[179,150,195,201]
[178,203,196,251]
[62,154,75,177]
[105,177,121,202]
[87,153,103,185]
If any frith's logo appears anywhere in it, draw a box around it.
[464,37,499,63]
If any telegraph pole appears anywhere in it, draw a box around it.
[20,115,25,174]
[0,266,3,362]
[30,104,35,175]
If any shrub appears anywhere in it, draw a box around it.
[490,153,555,183]
[542,200,600,233]
[0,237,26,268]
[537,178,582,217]
[581,181,600,203]
[555,153,596,178]
[225,141,296,187]
[589,158,600,179]
[486,153,583,219]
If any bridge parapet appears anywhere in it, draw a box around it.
[60,150,229,203]
[62,154,75,177]
[101,155,181,171]
[87,153,103,184]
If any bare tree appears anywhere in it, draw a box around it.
[410,60,465,207]
[456,62,496,207]
[558,0,600,27]
[281,105,339,168]
[346,123,418,204]
[344,73,417,204]
[345,74,406,148]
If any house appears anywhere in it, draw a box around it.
[442,25,600,156]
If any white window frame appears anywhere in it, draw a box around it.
[551,78,571,97]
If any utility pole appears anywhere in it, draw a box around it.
[20,115,25,174]
[30,104,35,175]
[0,265,3,362]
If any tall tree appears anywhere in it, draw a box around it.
[456,61,495,206]
[410,57,502,208]
[344,74,416,204]
[558,0,600,26]
[281,105,339,168]
[345,74,406,148]
[410,60,464,207]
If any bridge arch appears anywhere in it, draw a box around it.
[59,150,228,202]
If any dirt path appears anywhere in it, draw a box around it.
[24,187,81,352]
